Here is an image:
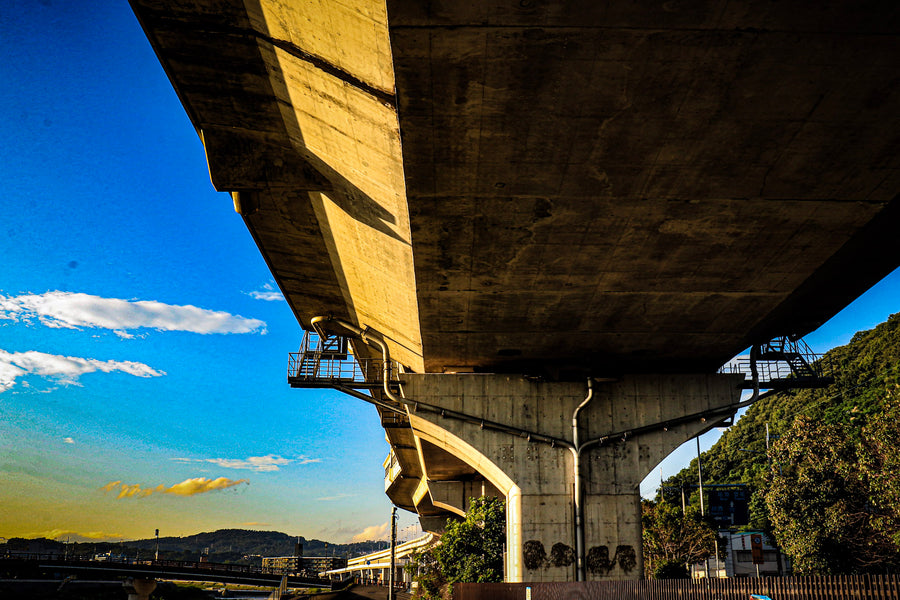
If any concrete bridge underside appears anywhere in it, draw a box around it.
[132,0,900,582]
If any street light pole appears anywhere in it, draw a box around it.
[389,507,397,600]
[697,437,710,580]
[155,529,159,562]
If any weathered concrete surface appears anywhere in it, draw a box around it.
[131,0,423,370]
[132,0,900,376]
[401,373,743,582]
[391,1,900,374]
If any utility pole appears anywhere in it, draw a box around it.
[697,437,710,580]
[155,529,159,562]
[389,507,397,600]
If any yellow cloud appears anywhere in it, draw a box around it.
[165,477,249,496]
[351,521,391,543]
[102,477,249,499]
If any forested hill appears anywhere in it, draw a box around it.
[126,528,387,558]
[2,529,388,563]
[665,312,900,491]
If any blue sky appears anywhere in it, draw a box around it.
[0,1,414,544]
[1,2,898,541]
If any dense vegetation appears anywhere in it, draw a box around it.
[406,497,505,599]
[653,313,900,574]
[1,528,388,565]
[641,501,724,578]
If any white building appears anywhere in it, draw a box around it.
[692,531,790,578]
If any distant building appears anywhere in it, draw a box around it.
[303,556,347,574]
[691,531,791,578]
[262,555,347,575]
[93,552,129,562]
[262,555,301,574]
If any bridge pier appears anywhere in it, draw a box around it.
[123,577,157,600]
[400,373,742,582]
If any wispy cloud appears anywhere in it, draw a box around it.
[351,521,391,543]
[63,437,75,444]
[101,481,122,492]
[0,291,266,335]
[317,493,355,501]
[25,529,126,542]
[102,477,249,499]
[241,522,271,527]
[172,454,320,472]
[0,349,164,392]
[245,282,284,302]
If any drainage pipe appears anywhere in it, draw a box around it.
[310,315,573,448]
[312,315,763,447]
[311,315,403,406]
[570,378,594,582]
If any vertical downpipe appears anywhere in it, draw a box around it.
[572,378,594,582]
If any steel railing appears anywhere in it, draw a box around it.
[288,331,402,388]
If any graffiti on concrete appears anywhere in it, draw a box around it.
[586,545,637,575]
[549,542,575,567]
[616,545,637,572]
[523,540,548,570]
[525,540,633,572]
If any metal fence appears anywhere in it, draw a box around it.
[455,575,900,600]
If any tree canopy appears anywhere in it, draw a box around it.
[407,496,505,599]
[765,404,900,573]
[642,499,723,578]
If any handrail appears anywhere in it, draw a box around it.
[719,336,833,389]
[288,331,403,388]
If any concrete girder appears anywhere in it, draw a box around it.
[131,0,424,371]
[428,480,503,517]
[133,0,900,374]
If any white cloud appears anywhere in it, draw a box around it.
[171,454,320,472]
[351,521,392,543]
[0,349,165,392]
[317,493,354,501]
[246,282,284,302]
[63,437,75,444]
[0,291,266,335]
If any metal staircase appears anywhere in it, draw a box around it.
[721,335,834,390]
[758,337,819,380]
[288,330,401,390]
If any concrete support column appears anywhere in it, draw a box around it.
[402,373,742,582]
[123,578,157,600]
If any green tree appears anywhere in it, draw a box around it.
[641,499,722,578]
[407,496,505,599]
[765,406,900,574]
[435,496,505,582]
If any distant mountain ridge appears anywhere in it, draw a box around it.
[127,528,388,557]
[2,528,389,563]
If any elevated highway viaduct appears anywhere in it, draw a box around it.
[131,0,900,582]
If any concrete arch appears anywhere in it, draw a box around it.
[407,413,524,582]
